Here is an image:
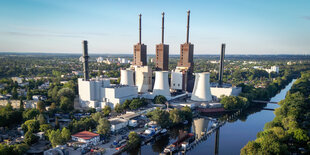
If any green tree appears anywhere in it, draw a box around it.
[39,124,52,132]
[61,127,71,142]
[102,105,111,116]
[91,112,104,122]
[97,118,111,135]
[22,119,40,133]
[36,101,45,113]
[129,99,143,110]
[26,88,32,100]
[47,129,63,147]
[122,99,131,110]
[24,131,39,145]
[169,109,184,125]
[293,128,309,142]
[147,108,170,128]
[12,87,18,99]
[128,131,141,148]
[22,109,39,120]
[37,114,46,125]
[114,103,123,113]
[60,97,73,112]
[57,87,75,101]
[154,95,167,104]
[181,106,193,122]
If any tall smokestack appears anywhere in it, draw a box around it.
[139,14,142,44]
[162,12,165,44]
[218,43,226,87]
[83,40,89,81]
[186,10,190,44]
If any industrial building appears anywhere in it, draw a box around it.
[209,44,242,98]
[71,131,100,147]
[78,41,138,110]
[171,10,194,92]
[155,12,169,71]
[132,14,147,66]
[132,65,152,93]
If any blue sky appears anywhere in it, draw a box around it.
[0,0,309,54]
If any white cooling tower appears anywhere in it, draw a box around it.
[120,70,134,86]
[153,71,171,97]
[191,72,212,102]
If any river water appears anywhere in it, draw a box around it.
[124,79,296,155]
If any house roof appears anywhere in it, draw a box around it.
[72,131,99,140]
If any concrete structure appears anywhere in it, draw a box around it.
[11,77,23,84]
[82,40,89,81]
[265,66,279,74]
[120,70,134,86]
[218,44,225,87]
[171,71,183,90]
[133,14,147,66]
[71,131,100,146]
[174,11,194,92]
[210,86,242,99]
[191,72,212,102]
[108,118,128,132]
[153,71,171,98]
[155,12,169,71]
[133,66,152,93]
[78,78,138,109]
[0,100,38,109]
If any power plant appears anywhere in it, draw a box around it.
[77,11,241,111]
[153,71,171,98]
[191,72,212,102]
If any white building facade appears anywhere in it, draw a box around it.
[78,77,138,109]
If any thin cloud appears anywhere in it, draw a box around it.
[1,31,84,38]
[302,16,310,20]
[0,31,109,38]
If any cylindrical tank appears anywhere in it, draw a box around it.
[191,72,212,102]
[153,71,171,97]
[120,70,134,86]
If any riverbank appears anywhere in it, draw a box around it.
[242,72,310,154]
[121,78,298,155]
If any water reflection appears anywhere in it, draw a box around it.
[192,118,209,139]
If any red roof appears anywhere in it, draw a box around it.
[72,131,99,140]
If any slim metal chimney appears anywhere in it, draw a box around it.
[82,40,89,81]
[139,14,142,44]
[218,43,225,87]
[162,12,165,44]
[186,10,190,44]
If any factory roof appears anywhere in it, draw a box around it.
[71,131,99,140]
[108,118,128,125]
[117,112,140,120]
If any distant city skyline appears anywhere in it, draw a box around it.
[0,0,309,55]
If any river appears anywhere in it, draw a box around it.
[123,79,296,155]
